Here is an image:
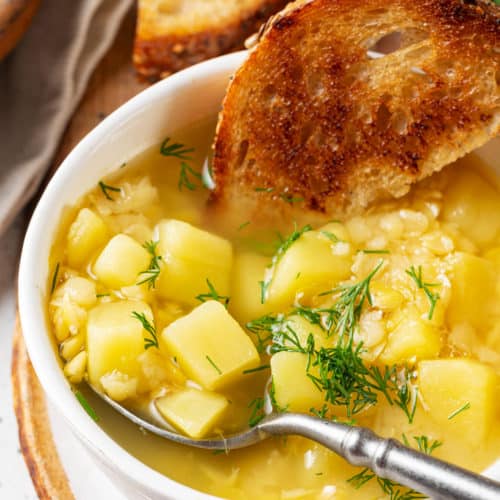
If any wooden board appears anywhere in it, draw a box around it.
[11,8,147,499]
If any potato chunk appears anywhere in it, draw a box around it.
[442,169,500,248]
[380,310,441,365]
[229,251,277,324]
[67,208,109,267]
[271,352,323,413]
[418,359,497,444]
[157,220,233,306]
[447,253,496,330]
[93,234,150,289]
[161,301,259,390]
[156,388,228,438]
[86,300,152,389]
[267,231,351,307]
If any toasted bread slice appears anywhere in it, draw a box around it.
[212,0,500,226]
[134,0,289,81]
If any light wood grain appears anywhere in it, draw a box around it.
[12,8,148,499]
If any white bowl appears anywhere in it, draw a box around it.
[18,50,248,500]
[18,50,500,499]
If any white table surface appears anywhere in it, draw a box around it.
[0,215,125,500]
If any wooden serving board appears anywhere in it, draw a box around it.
[11,9,147,499]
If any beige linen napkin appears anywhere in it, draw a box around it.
[0,0,133,235]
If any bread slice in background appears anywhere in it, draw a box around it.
[134,0,289,81]
[212,0,500,227]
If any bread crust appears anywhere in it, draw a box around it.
[0,0,41,60]
[134,0,289,81]
[212,0,500,225]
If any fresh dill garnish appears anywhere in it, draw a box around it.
[255,187,274,192]
[206,355,222,375]
[394,373,418,424]
[137,240,162,289]
[246,261,421,423]
[448,401,471,420]
[195,279,230,307]
[413,435,442,455]
[50,262,60,293]
[237,221,251,231]
[120,162,127,168]
[258,280,270,305]
[132,311,159,349]
[75,391,99,422]
[178,161,202,191]
[212,449,226,456]
[242,365,270,375]
[347,468,375,489]
[362,249,390,254]
[160,137,195,160]
[405,265,440,320]
[248,397,266,427]
[96,293,110,298]
[280,193,304,205]
[321,231,342,243]
[98,181,121,201]
[315,472,324,476]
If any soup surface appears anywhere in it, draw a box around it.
[48,119,500,499]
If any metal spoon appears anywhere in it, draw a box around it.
[92,388,500,500]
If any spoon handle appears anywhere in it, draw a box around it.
[260,413,500,500]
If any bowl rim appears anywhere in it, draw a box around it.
[18,50,248,500]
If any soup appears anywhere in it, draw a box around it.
[47,119,500,499]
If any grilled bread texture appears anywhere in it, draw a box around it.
[211,0,500,225]
[134,0,289,81]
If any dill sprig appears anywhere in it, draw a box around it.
[362,249,390,254]
[75,391,99,422]
[254,187,274,192]
[247,262,419,420]
[321,230,342,243]
[159,137,203,191]
[206,355,222,375]
[413,435,442,455]
[242,365,270,375]
[448,401,471,420]
[50,262,60,294]
[320,259,383,341]
[178,161,202,191]
[405,265,440,320]
[137,240,162,289]
[132,311,159,349]
[98,181,121,201]
[248,397,266,427]
[280,193,304,205]
[160,137,195,160]
[195,279,230,307]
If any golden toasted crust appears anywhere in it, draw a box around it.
[134,0,289,81]
[0,0,41,60]
[212,0,500,225]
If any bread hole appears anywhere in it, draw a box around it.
[262,84,277,105]
[301,122,315,146]
[235,140,249,170]
[306,73,325,97]
[366,29,429,59]
[391,109,409,134]
[376,103,392,131]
